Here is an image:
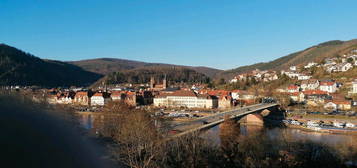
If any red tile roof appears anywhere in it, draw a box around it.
[303,90,328,95]
[92,92,103,97]
[320,81,335,86]
[333,100,351,105]
[75,91,88,97]
[288,85,299,90]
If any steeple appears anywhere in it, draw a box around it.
[150,76,155,89]
[163,74,167,89]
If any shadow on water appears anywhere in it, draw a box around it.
[0,94,119,168]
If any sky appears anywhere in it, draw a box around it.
[1,0,357,70]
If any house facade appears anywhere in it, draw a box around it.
[73,91,90,106]
[91,92,110,106]
[352,80,357,94]
[335,62,352,72]
[301,79,319,91]
[319,81,337,93]
[153,90,218,109]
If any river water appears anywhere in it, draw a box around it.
[79,113,357,161]
[203,124,357,147]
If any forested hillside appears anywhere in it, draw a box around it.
[99,66,210,85]
[0,44,102,87]
[69,58,222,78]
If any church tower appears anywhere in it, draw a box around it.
[163,75,167,89]
[150,76,155,89]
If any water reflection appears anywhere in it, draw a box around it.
[202,120,357,162]
[78,114,95,129]
[205,123,357,145]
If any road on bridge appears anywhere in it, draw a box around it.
[169,103,278,138]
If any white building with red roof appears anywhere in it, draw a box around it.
[73,91,90,106]
[301,79,319,91]
[153,90,218,108]
[287,85,299,93]
[91,92,110,106]
[319,81,337,93]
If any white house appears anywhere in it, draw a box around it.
[304,62,317,69]
[231,90,240,100]
[352,79,357,94]
[301,79,319,91]
[297,74,312,80]
[346,123,355,128]
[230,77,238,83]
[289,92,305,103]
[325,65,337,73]
[333,122,344,128]
[56,96,73,104]
[153,90,218,109]
[290,66,297,71]
[324,102,337,110]
[324,58,337,66]
[335,62,352,72]
[319,81,337,93]
[91,92,110,106]
[287,85,299,93]
[283,71,300,78]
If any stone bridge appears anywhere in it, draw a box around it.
[167,103,279,140]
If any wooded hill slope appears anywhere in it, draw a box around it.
[0,44,102,87]
[69,58,222,78]
[94,65,211,86]
[217,39,357,79]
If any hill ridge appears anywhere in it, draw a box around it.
[217,39,357,79]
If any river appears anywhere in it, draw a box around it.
[78,113,357,162]
[203,124,357,147]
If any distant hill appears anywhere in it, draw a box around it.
[0,44,102,87]
[93,65,210,87]
[217,39,357,79]
[69,58,222,78]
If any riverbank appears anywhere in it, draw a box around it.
[285,123,357,135]
[287,113,357,122]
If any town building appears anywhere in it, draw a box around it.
[91,92,110,106]
[150,76,167,91]
[282,71,300,78]
[287,85,299,93]
[290,66,297,71]
[218,95,233,109]
[231,90,241,100]
[297,74,312,80]
[110,91,138,106]
[56,92,74,104]
[73,91,90,106]
[324,100,351,111]
[304,62,317,69]
[288,92,305,103]
[153,90,218,109]
[319,81,337,93]
[335,62,352,72]
[300,79,319,91]
[351,79,357,94]
[200,90,232,109]
[303,90,330,106]
[110,91,127,101]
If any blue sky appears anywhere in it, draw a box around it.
[1,0,357,70]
